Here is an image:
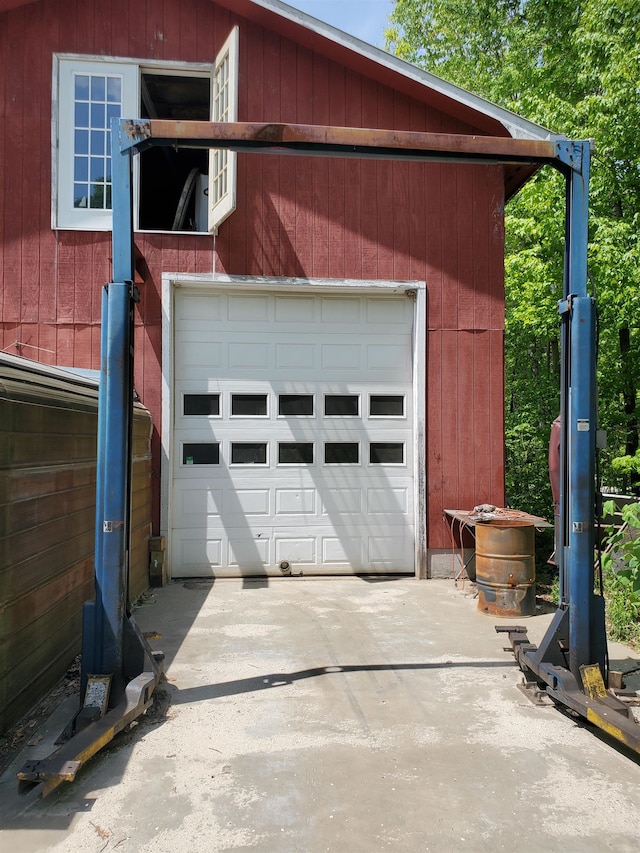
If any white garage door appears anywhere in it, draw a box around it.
[170,286,417,577]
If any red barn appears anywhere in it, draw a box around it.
[0,0,557,579]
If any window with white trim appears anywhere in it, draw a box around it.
[54,59,138,230]
[209,26,239,231]
[53,31,239,233]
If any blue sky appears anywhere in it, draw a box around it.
[285,0,395,48]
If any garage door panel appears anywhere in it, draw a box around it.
[320,488,362,514]
[274,537,316,564]
[322,536,363,564]
[368,534,414,567]
[177,293,222,323]
[178,340,224,372]
[179,535,223,569]
[367,487,409,514]
[320,297,361,323]
[228,293,269,321]
[234,489,270,515]
[229,535,271,567]
[367,297,412,324]
[177,487,223,524]
[274,295,317,321]
[170,287,416,577]
[320,343,361,370]
[275,343,316,370]
[227,341,270,369]
[366,343,411,373]
[275,489,316,514]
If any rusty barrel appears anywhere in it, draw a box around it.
[475,520,536,617]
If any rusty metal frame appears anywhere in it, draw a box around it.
[120,118,558,164]
[19,117,636,797]
[113,120,635,756]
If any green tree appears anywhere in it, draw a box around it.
[387,0,640,512]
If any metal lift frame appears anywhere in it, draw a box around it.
[19,118,640,795]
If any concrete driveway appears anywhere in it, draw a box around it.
[1,577,640,852]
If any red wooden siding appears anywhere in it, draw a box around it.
[0,0,506,550]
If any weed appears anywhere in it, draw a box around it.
[601,500,640,647]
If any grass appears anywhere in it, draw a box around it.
[601,501,640,651]
[533,522,640,651]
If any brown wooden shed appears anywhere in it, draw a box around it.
[0,0,560,579]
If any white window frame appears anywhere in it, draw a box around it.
[52,44,239,233]
[53,57,139,230]
[209,26,239,233]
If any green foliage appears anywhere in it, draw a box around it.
[387,0,640,511]
[600,500,640,645]
[611,451,640,477]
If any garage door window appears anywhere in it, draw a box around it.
[369,395,405,417]
[325,442,360,464]
[278,442,314,464]
[231,394,268,417]
[183,393,220,416]
[278,394,314,416]
[370,442,405,464]
[183,443,220,465]
[324,395,360,417]
[231,442,268,465]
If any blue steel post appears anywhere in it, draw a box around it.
[562,141,605,680]
[95,283,109,571]
[90,119,136,702]
[567,294,598,679]
[557,184,571,608]
[81,284,111,696]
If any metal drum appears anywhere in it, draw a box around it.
[475,521,536,617]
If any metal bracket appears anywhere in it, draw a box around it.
[17,619,164,797]
[517,679,554,706]
[557,294,577,315]
[554,139,591,174]
[118,118,152,152]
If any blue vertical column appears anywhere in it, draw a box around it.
[562,141,604,679]
[81,284,111,698]
[567,294,597,678]
[90,120,135,701]
[557,174,573,608]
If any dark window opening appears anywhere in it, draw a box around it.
[324,395,359,416]
[279,394,314,416]
[139,73,210,232]
[231,394,268,416]
[370,443,404,464]
[278,442,314,464]
[231,442,267,464]
[369,395,405,417]
[324,442,359,464]
[183,443,220,465]
[184,393,220,416]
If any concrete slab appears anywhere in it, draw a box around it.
[1,578,640,852]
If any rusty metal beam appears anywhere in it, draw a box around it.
[121,119,557,166]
